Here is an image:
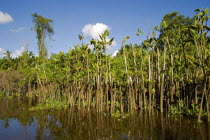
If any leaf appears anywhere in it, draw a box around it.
[198,11,205,17]
[205,8,209,15]
[109,37,114,43]
[103,29,110,37]
[190,29,196,36]
[194,9,201,12]
[202,16,208,22]
[203,25,210,31]
[122,36,130,44]
[90,39,96,45]
[190,25,198,30]
[138,28,142,33]
[125,36,130,40]
[136,33,140,36]
[78,34,84,41]
[99,35,103,41]
[194,61,201,67]
[142,40,150,46]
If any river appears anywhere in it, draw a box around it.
[0,97,209,140]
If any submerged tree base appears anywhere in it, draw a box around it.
[1,96,209,140]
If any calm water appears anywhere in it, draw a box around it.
[0,97,209,140]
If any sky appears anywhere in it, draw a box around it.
[0,0,210,58]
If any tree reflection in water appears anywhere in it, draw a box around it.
[0,97,209,140]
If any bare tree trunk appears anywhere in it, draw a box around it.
[160,43,166,113]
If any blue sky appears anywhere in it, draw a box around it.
[0,0,210,58]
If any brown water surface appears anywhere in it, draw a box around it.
[0,97,209,140]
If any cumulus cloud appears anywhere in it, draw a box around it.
[9,27,27,32]
[82,23,110,39]
[0,48,5,58]
[82,23,117,50]
[0,11,13,24]
[11,46,26,58]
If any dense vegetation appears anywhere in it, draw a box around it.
[0,9,209,122]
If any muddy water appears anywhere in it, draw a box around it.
[0,97,209,140]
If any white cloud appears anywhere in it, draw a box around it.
[82,23,117,50]
[11,46,25,58]
[0,11,13,24]
[82,23,109,39]
[9,27,27,32]
[0,46,27,59]
[0,48,5,58]
[112,50,119,57]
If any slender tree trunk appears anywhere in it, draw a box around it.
[160,43,166,113]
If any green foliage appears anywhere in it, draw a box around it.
[0,91,4,100]
[171,106,182,115]
[30,100,68,111]
[111,109,121,118]
[32,13,54,59]
[171,103,204,117]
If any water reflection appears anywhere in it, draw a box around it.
[0,97,209,140]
